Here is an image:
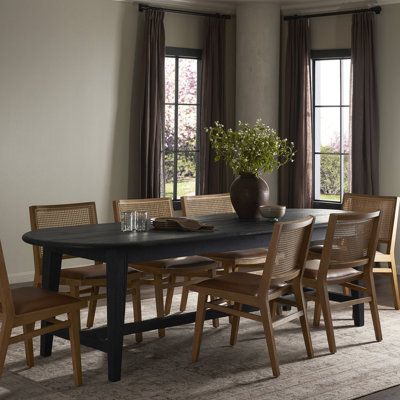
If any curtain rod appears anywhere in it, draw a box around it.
[283,5,381,21]
[138,3,231,19]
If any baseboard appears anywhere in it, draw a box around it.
[9,271,34,284]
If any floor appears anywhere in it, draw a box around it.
[355,274,400,400]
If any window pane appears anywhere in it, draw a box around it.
[178,105,197,150]
[315,60,340,105]
[177,152,196,198]
[165,57,175,103]
[315,107,341,153]
[178,58,198,104]
[341,59,351,106]
[164,152,175,199]
[316,154,341,202]
[342,107,350,153]
[165,105,175,151]
[343,154,351,194]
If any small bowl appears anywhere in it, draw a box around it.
[259,205,286,221]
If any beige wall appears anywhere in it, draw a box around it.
[0,0,138,282]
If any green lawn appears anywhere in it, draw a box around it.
[165,178,196,199]
[320,194,341,202]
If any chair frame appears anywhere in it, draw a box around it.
[0,242,85,386]
[343,193,400,309]
[190,216,315,377]
[113,198,219,338]
[29,202,142,340]
[304,211,382,354]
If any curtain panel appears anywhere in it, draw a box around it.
[199,16,232,194]
[140,10,165,198]
[351,12,379,195]
[279,18,313,208]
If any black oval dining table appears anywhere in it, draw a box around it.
[22,208,362,382]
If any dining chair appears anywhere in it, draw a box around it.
[190,216,315,377]
[304,211,382,354]
[29,202,143,342]
[309,193,400,309]
[181,193,268,273]
[113,198,219,338]
[0,241,85,386]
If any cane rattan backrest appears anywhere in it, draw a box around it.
[320,212,380,272]
[259,217,314,293]
[181,194,234,218]
[0,242,14,316]
[343,193,399,246]
[113,198,173,221]
[29,202,98,281]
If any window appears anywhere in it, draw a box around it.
[163,47,202,201]
[312,50,351,204]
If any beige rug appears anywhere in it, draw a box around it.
[1,294,400,400]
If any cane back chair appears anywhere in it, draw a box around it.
[309,193,400,309]
[304,211,382,353]
[0,241,85,385]
[113,198,219,338]
[29,202,143,342]
[190,216,315,377]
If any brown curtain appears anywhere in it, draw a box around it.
[140,10,165,198]
[351,12,379,195]
[200,16,232,194]
[279,18,312,208]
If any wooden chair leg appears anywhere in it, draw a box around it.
[365,271,383,341]
[389,256,400,310]
[68,310,83,386]
[293,280,313,358]
[154,274,166,338]
[318,284,336,354]
[23,323,35,368]
[180,277,190,312]
[86,286,99,328]
[313,299,322,327]
[342,286,351,296]
[229,302,241,346]
[165,274,176,315]
[0,318,13,376]
[259,300,280,377]
[192,293,207,362]
[131,282,143,343]
[208,269,219,328]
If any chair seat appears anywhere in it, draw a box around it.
[136,256,218,271]
[304,259,364,282]
[308,244,323,255]
[205,248,267,262]
[61,263,140,281]
[192,272,287,297]
[8,287,83,315]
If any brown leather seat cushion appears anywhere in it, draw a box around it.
[9,287,82,315]
[139,256,217,270]
[309,245,323,255]
[194,272,287,296]
[61,263,140,280]
[304,259,364,281]
[205,248,267,261]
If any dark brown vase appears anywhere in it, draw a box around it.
[230,173,270,219]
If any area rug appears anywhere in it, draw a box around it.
[1,294,400,400]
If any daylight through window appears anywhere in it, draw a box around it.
[163,48,201,201]
[313,51,352,203]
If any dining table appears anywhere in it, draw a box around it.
[22,208,363,382]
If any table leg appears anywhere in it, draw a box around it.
[106,250,128,382]
[40,248,62,357]
[352,280,364,327]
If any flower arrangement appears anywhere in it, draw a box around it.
[206,119,295,176]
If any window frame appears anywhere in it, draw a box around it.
[311,49,351,210]
[163,47,202,209]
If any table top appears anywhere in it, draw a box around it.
[22,208,343,249]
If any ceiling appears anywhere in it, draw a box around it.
[133,0,400,15]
